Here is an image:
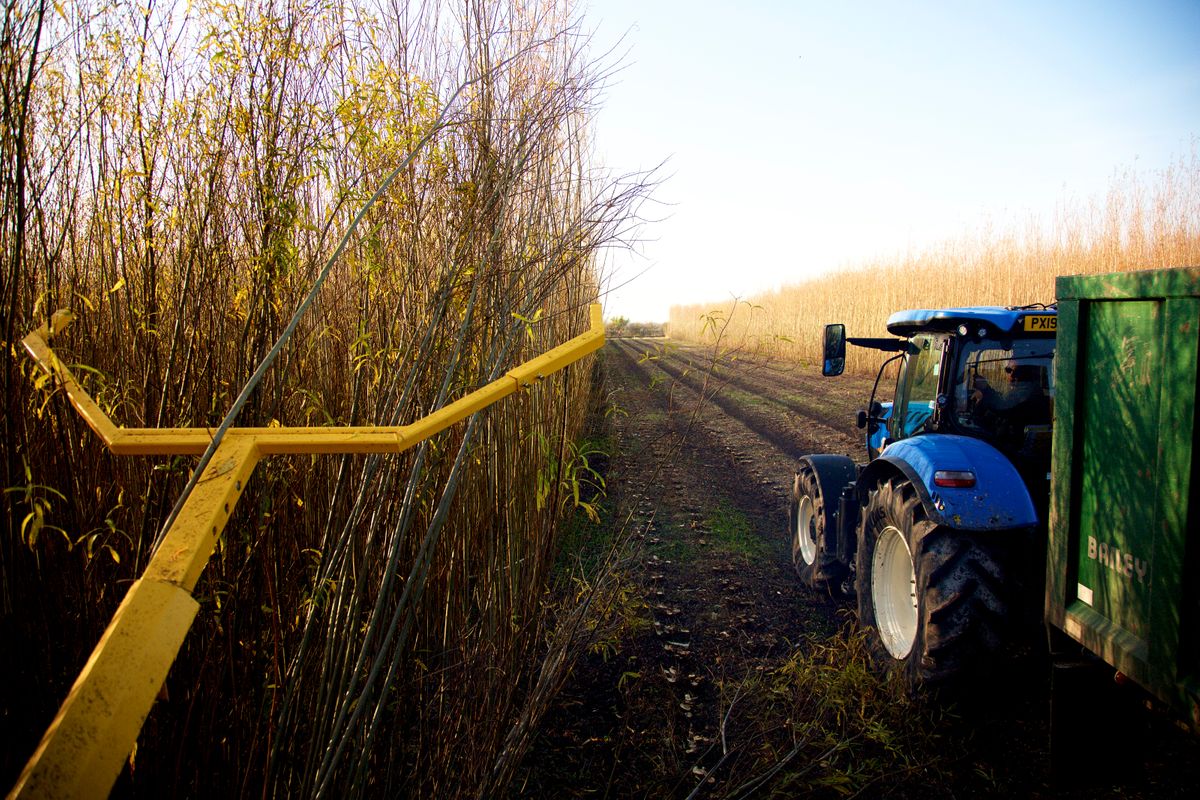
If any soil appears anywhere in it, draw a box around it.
[514,338,1200,798]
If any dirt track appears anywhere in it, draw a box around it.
[516,338,1200,798]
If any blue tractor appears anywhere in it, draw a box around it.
[793,306,1057,686]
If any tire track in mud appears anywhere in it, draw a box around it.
[620,337,857,426]
[599,339,790,797]
[641,339,872,426]
[617,338,863,460]
[608,339,796,513]
[608,339,806,506]
[520,339,876,798]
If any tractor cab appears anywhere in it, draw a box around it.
[824,306,1057,488]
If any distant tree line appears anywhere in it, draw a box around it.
[605,316,665,338]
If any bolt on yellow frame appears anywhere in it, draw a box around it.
[9,304,603,800]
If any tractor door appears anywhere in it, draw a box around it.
[888,334,944,442]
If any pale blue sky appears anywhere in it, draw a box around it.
[586,0,1200,321]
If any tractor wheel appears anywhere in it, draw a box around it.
[856,476,1016,688]
[789,464,848,594]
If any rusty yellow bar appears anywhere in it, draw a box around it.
[395,304,605,449]
[7,437,260,799]
[20,304,604,458]
[10,304,604,800]
[140,436,261,591]
[7,578,200,800]
[22,312,122,448]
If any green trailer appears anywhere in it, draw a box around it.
[1046,266,1200,727]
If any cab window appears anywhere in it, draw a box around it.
[953,338,1054,447]
[890,334,941,440]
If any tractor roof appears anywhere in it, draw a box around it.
[885,306,1057,337]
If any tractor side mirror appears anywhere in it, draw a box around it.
[822,323,846,376]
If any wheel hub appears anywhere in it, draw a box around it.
[796,495,817,566]
[873,525,917,659]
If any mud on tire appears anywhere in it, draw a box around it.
[789,463,848,594]
[856,476,1025,688]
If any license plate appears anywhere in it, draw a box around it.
[1023,314,1057,332]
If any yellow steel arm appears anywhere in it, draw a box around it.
[20,304,603,456]
[9,304,603,800]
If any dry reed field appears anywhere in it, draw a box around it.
[0,0,649,795]
[669,155,1200,374]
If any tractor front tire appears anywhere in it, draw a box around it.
[856,476,1015,689]
[789,464,847,594]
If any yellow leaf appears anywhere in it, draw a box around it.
[109,277,126,294]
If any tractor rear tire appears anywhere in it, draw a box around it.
[856,476,1017,689]
[789,463,848,594]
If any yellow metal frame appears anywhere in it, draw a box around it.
[9,305,603,799]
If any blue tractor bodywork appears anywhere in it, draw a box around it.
[866,401,946,451]
[857,434,1039,530]
[868,402,893,452]
[886,306,1056,337]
